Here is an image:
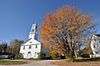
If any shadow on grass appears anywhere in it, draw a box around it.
[74,58,100,62]
[0,60,27,65]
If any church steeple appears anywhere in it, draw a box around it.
[29,24,36,39]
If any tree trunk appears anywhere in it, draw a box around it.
[74,50,78,58]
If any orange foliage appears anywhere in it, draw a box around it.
[40,6,95,57]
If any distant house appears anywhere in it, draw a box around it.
[90,34,100,58]
[20,24,41,59]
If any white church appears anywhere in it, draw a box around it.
[20,24,41,59]
[90,34,100,58]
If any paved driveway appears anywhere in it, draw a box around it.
[0,60,57,66]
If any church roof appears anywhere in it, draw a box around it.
[21,38,40,46]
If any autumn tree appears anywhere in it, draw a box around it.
[40,6,95,60]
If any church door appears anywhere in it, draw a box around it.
[27,51,31,59]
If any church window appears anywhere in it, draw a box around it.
[32,29,34,32]
[28,51,31,54]
[94,45,95,48]
[99,41,100,43]
[95,51,99,54]
[29,45,31,49]
[30,42,32,43]
[36,45,37,48]
[23,46,25,49]
[94,38,96,41]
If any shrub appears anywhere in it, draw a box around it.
[15,53,23,59]
[50,50,59,60]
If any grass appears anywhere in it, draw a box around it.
[0,60,27,65]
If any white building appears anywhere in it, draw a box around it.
[20,24,41,59]
[90,34,100,58]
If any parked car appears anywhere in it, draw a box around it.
[0,52,15,59]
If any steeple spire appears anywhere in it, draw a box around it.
[29,24,36,39]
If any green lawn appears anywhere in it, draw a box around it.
[0,60,27,65]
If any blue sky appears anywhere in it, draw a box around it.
[0,0,100,42]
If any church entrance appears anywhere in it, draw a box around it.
[27,51,32,59]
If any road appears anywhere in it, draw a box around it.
[0,60,57,66]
